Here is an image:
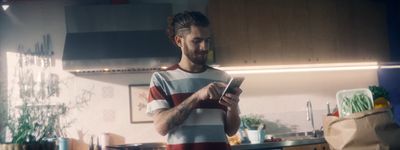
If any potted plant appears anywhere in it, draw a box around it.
[2,90,92,150]
[2,102,66,150]
[241,114,266,144]
[0,42,91,150]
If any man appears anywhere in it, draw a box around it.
[146,11,242,150]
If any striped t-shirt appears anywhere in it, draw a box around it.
[147,64,231,150]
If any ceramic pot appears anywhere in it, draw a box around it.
[246,130,265,144]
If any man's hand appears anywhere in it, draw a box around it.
[194,82,226,101]
[194,83,242,136]
[220,88,242,111]
[153,82,242,136]
[153,82,226,136]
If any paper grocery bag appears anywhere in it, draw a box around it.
[323,108,400,150]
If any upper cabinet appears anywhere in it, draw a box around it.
[208,0,250,66]
[208,0,390,66]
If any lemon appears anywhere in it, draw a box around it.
[374,97,390,109]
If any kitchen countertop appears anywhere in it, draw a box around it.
[106,143,166,150]
[231,137,327,150]
[106,138,326,150]
[106,133,327,150]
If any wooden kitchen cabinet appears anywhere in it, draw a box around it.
[245,0,284,65]
[283,143,330,150]
[308,0,338,63]
[208,0,251,66]
[335,0,389,62]
[319,143,330,150]
[208,0,389,66]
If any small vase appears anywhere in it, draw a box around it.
[246,130,265,144]
[58,137,69,150]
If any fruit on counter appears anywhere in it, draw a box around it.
[264,137,282,142]
[228,134,241,145]
[369,86,389,100]
[327,106,340,117]
[369,85,391,109]
[331,109,339,117]
[374,97,391,109]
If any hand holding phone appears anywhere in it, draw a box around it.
[219,77,245,101]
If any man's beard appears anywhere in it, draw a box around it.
[182,42,208,65]
[184,49,208,65]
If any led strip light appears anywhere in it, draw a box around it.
[379,65,400,69]
[215,62,381,75]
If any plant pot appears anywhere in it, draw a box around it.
[0,144,22,150]
[58,137,69,150]
[26,142,56,150]
[246,130,265,144]
[0,142,56,150]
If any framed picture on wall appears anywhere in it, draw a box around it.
[129,84,152,123]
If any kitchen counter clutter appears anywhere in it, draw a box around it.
[105,138,328,150]
[232,137,328,150]
[324,108,400,149]
[231,130,328,150]
[106,143,166,150]
[322,88,400,149]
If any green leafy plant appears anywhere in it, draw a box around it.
[368,85,390,100]
[241,114,264,130]
[4,88,91,145]
[1,42,92,146]
[7,102,68,144]
[2,49,64,144]
[3,87,92,145]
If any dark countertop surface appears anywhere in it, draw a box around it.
[105,134,326,150]
[231,138,327,150]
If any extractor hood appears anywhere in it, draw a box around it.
[62,3,180,74]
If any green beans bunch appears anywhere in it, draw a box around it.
[340,93,373,117]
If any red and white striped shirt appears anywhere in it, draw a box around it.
[147,64,231,150]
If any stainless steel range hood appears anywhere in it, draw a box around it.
[62,3,180,74]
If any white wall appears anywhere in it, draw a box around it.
[61,69,378,149]
[238,70,378,133]
[0,0,379,149]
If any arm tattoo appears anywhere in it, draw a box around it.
[166,99,195,131]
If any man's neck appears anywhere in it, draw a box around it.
[178,61,206,73]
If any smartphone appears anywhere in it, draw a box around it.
[219,77,245,101]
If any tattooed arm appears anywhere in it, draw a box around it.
[152,82,226,136]
[153,94,200,136]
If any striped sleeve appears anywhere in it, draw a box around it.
[146,72,171,116]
